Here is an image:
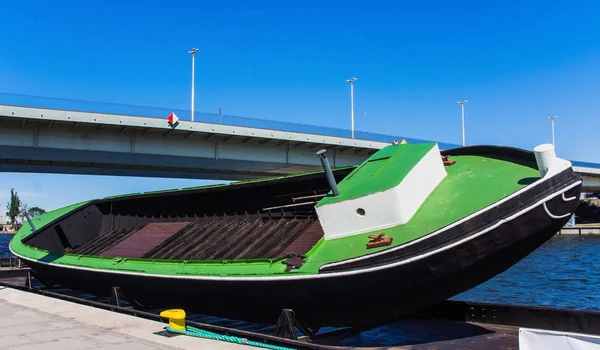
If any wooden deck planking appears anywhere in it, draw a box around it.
[278,221,324,256]
[99,222,191,258]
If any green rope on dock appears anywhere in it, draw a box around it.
[165,325,295,350]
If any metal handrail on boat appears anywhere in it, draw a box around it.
[261,201,318,211]
[292,194,327,202]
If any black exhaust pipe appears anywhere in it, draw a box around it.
[24,212,36,231]
[316,149,340,197]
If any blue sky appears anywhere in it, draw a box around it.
[1,0,600,211]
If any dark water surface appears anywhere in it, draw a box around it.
[0,234,13,257]
[1,234,598,311]
[453,234,600,311]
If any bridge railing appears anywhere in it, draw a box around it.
[0,92,460,149]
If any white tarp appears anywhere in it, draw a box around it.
[519,327,600,350]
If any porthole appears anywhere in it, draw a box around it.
[356,208,366,217]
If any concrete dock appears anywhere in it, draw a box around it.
[0,286,252,350]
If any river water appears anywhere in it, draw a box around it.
[453,234,600,311]
[1,234,599,311]
[0,234,13,257]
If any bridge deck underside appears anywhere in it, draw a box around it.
[0,115,376,180]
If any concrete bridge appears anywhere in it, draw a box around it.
[1,102,599,191]
[573,164,600,192]
[0,105,391,180]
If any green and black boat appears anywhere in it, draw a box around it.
[10,142,582,327]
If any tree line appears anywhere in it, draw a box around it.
[4,188,46,231]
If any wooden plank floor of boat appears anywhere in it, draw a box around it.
[99,222,192,258]
[279,221,324,256]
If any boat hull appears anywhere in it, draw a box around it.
[19,169,582,327]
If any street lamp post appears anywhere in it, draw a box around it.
[549,116,558,150]
[346,78,357,138]
[457,100,468,147]
[188,48,199,121]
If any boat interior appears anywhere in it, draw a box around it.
[22,168,354,261]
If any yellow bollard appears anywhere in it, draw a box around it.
[160,309,186,331]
